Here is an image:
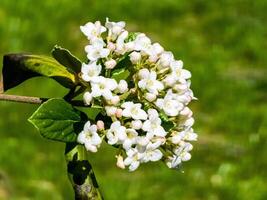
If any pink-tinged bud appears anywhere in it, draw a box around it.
[116,155,125,169]
[107,42,116,51]
[96,120,104,130]
[105,59,117,69]
[115,108,123,118]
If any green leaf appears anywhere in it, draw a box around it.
[28,98,83,142]
[51,45,82,73]
[111,68,130,82]
[2,54,76,91]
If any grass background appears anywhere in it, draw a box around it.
[0,0,267,199]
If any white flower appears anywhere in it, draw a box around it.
[85,38,110,61]
[142,142,163,162]
[131,120,143,130]
[117,80,128,93]
[115,31,129,54]
[104,59,117,69]
[106,121,127,145]
[83,92,92,105]
[81,61,102,82]
[155,90,183,116]
[170,60,191,80]
[142,109,166,137]
[122,129,138,150]
[133,33,151,53]
[157,51,174,69]
[124,148,144,171]
[91,76,117,100]
[96,120,105,130]
[77,121,102,152]
[80,21,106,40]
[138,69,164,94]
[129,51,141,64]
[105,18,125,41]
[146,43,164,63]
[121,102,148,120]
[166,155,181,168]
[110,95,120,105]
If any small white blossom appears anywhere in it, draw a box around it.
[170,60,191,80]
[80,21,106,40]
[138,69,164,94]
[91,76,117,100]
[77,121,102,152]
[124,148,144,171]
[85,38,110,61]
[157,51,174,69]
[142,142,163,162]
[134,33,151,53]
[166,155,181,168]
[81,61,102,82]
[115,31,129,54]
[106,121,127,145]
[142,109,166,137]
[155,90,183,116]
[105,18,126,41]
[121,102,148,120]
[123,129,138,150]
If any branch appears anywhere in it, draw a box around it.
[0,94,87,107]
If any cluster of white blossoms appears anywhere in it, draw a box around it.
[77,19,197,171]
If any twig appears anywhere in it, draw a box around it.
[0,94,87,107]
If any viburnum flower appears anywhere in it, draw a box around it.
[81,61,102,82]
[138,69,164,95]
[85,38,110,61]
[77,19,198,172]
[90,76,117,100]
[77,121,102,152]
[155,90,184,116]
[121,102,148,120]
[106,121,127,145]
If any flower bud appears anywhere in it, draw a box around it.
[144,93,156,102]
[117,80,128,93]
[115,108,123,118]
[131,120,142,130]
[83,92,92,105]
[105,59,117,69]
[116,155,125,169]
[129,51,141,64]
[96,120,105,130]
[107,42,116,51]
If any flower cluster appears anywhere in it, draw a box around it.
[77,19,197,171]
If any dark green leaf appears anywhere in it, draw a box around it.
[51,45,82,73]
[28,98,82,142]
[2,54,76,91]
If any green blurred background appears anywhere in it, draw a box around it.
[0,0,267,199]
